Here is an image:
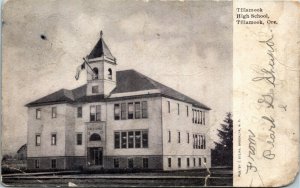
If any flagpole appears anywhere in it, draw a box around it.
[83,57,96,75]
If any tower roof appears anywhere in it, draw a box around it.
[87,31,115,61]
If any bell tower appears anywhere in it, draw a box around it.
[86,31,117,97]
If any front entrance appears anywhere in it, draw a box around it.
[88,147,103,166]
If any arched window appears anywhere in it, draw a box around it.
[90,133,101,141]
[108,68,112,80]
[93,68,99,79]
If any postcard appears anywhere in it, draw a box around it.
[1,0,299,187]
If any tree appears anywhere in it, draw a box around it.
[212,112,233,167]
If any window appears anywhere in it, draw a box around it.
[192,109,195,123]
[193,158,196,167]
[143,158,149,168]
[90,133,101,141]
[35,134,41,146]
[51,133,57,145]
[204,157,207,164]
[200,111,202,124]
[114,130,148,149]
[167,101,170,113]
[90,105,101,121]
[203,112,206,125]
[187,158,190,167]
[92,68,99,79]
[187,133,189,143]
[142,131,148,148]
[77,107,82,118]
[114,104,120,120]
[51,159,57,169]
[135,131,141,148]
[114,158,119,168]
[108,68,112,80]
[178,158,181,167]
[128,158,133,168]
[186,106,189,116]
[168,158,172,168]
[128,131,134,148]
[135,102,141,119]
[36,109,41,119]
[76,133,82,145]
[177,103,180,115]
[141,101,148,118]
[128,103,134,119]
[178,132,181,143]
[168,130,171,143]
[121,103,126,120]
[92,86,99,93]
[199,158,201,166]
[121,132,127,148]
[35,160,40,168]
[52,107,57,118]
[114,132,120,149]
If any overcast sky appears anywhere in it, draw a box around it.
[2,0,232,154]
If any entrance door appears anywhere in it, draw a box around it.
[88,147,103,166]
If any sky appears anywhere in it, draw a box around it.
[2,0,232,155]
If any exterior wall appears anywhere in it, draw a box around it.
[105,97,163,164]
[104,155,163,169]
[27,104,68,158]
[27,156,86,170]
[161,97,211,170]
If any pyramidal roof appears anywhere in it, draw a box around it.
[26,69,210,110]
[87,31,115,61]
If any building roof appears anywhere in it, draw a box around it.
[87,31,115,61]
[26,69,210,110]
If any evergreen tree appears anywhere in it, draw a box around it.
[212,112,233,167]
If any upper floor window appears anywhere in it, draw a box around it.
[108,68,112,80]
[167,101,170,113]
[114,101,148,120]
[135,102,141,119]
[90,105,101,122]
[90,133,101,141]
[51,133,57,145]
[77,107,82,118]
[121,103,126,120]
[178,132,181,143]
[92,86,99,94]
[203,112,206,125]
[168,130,171,143]
[177,103,180,115]
[141,101,148,118]
[186,106,189,117]
[36,109,41,119]
[35,134,41,146]
[114,104,120,120]
[51,107,57,118]
[187,132,190,143]
[92,68,99,79]
[76,133,82,145]
[128,103,134,119]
